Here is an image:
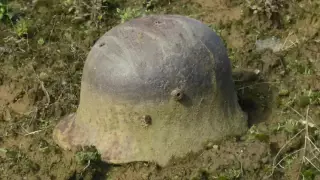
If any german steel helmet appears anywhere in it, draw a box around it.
[53,14,248,166]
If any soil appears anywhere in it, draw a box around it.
[0,0,320,180]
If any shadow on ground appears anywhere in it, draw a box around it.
[233,70,274,127]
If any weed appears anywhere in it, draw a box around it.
[0,147,24,163]
[208,24,223,37]
[0,147,40,175]
[65,0,120,27]
[217,168,242,180]
[37,37,45,45]
[295,90,320,108]
[143,0,170,9]
[245,0,285,19]
[0,1,21,25]
[14,18,29,37]
[246,125,270,142]
[75,146,101,165]
[309,91,320,106]
[302,167,320,180]
[268,106,320,179]
[0,2,13,22]
[117,7,143,23]
[0,2,6,20]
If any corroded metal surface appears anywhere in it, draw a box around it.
[53,14,248,167]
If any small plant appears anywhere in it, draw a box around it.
[217,168,242,180]
[271,119,300,134]
[14,18,29,37]
[117,7,142,23]
[0,2,6,20]
[309,91,320,106]
[246,125,270,142]
[245,0,285,19]
[0,2,13,22]
[0,147,23,162]
[75,146,101,165]
[295,90,320,108]
[301,167,320,180]
[37,37,45,45]
[268,106,320,179]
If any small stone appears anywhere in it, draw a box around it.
[254,69,260,75]
[213,145,219,150]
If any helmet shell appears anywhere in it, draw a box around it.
[53,14,248,166]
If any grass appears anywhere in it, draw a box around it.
[0,2,6,20]
[117,7,144,23]
[268,106,320,179]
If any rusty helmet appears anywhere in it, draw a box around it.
[53,14,248,166]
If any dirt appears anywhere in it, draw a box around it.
[0,0,320,179]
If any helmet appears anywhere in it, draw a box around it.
[53,14,248,166]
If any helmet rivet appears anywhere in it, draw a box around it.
[171,88,184,101]
[142,115,152,126]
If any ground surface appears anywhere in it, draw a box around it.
[0,0,320,179]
